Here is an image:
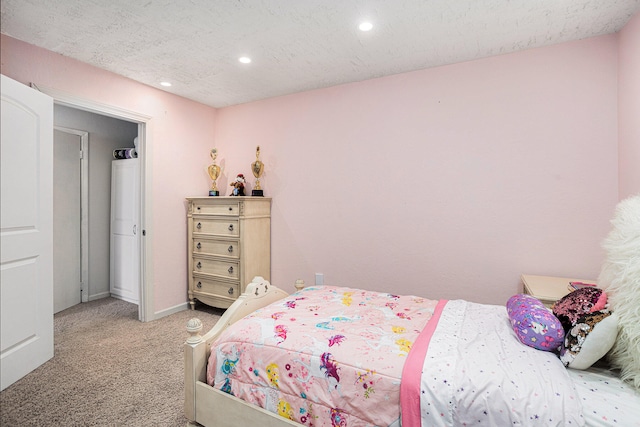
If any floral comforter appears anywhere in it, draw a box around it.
[207,286,585,426]
[207,285,439,426]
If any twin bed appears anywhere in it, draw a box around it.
[184,196,640,426]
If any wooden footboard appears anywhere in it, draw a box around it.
[185,277,304,426]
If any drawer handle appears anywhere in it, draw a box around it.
[197,262,202,269]
[228,266,234,274]
[196,281,202,289]
[228,224,234,231]
[197,206,201,211]
[227,245,234,253]
[228,207,233,211]
[228,287,234,295]
[196,222,202,229]
[196,242,202,250]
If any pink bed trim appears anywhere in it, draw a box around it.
[400,299,448,427]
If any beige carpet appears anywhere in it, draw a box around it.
[0,297,222,426]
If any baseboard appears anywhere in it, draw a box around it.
[88,291,111,301]
[82,298,189,320]
[111,293,140,305]
[154,301,189,320]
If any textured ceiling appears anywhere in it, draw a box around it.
[1,0,638,108]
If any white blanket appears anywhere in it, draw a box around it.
[568,365,640,427]
[412,300,585,426]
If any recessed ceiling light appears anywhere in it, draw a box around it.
[358,22,373,32]
[160,81,172,87]
[239,56,252,64]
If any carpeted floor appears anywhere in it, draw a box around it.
[0,297,222,426]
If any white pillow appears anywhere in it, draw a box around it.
[598,194,640,390]
[561,312,618,370]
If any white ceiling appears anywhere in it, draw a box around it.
[2,0,638,108]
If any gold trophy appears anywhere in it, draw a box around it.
[251,146,264,196]
[207,148,221,196]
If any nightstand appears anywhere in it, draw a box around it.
[521,274,597,307]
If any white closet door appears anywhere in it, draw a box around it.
[110,159,140,304]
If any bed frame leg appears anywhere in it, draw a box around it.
[185,318,204,424]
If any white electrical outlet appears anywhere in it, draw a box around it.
[315,273,324,285]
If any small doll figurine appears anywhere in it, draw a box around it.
[230,173,245,196]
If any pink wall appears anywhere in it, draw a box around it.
[1,29,625,311]
[1,34,217,314]
[618,12,640,200]
[215,35,620,304]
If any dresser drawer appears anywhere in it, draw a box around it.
[192,277,239,299]
[193,219,239,236]
[193,257,239,279]
[193,238,239,258]
[192,201,239,216]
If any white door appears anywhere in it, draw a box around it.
[1,75,54,391]
[53,129,82,313]
[110,159,140,304]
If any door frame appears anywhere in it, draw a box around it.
[34,84,154,322]
[54,126,89,303]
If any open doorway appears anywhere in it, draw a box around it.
[53,104,143,319]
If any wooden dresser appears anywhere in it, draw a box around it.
[186,197,271,309]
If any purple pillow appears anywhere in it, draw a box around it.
[507,294,564,351]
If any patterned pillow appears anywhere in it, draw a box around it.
[560,311,618,370]
[506,294,564,351]
[552,287,607,332]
